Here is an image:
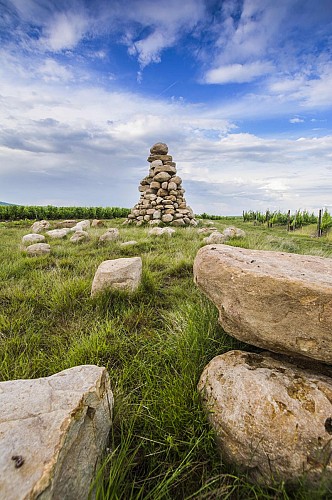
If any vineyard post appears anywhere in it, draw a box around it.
[287,210,291,231]
[317,209,322,237]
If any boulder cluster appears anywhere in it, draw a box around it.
[126,142,197,226]
[194,245,332,487]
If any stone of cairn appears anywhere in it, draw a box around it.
[126,142,197,226]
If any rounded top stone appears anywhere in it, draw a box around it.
[150,142,168,155]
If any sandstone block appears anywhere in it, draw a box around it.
[162,214,173,223]
[150,182,161,190]
[154,172,171,183]
[31,220,51,233]
[91,219,106,228]
[168,181,177,191]
[198,350,332,487]
[152,210,161,219]
[26,243,51,256]
[91,257,142,296]
[45,229,70,239]
[147,154,172,162]
[150,142,169,155]
[70,230,90,243]
[0,365,113,500]
[22,234,45,245]
[203,231,227,244]
[99,228,120,242]
[194,245,332,363]
[171,218,185,226]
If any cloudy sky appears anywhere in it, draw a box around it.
[1,0,332,215]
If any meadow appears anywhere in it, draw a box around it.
[1,217,332,499]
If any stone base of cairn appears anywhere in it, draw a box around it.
[126,143,197,226]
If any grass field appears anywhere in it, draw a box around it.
[1,218,332,499]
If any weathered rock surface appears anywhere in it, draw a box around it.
[91,257,142,296]
[22,234,46,245]
[198,350,332,487]
[120,240,138,247]
[70,230,90,243]
[99,228,120,242]
[31,220,50,233]
[126,143,196,226]
[45,229,70,239]
[55,220,77,228]
[0,365,113,500]
[91,219,105,228]
[203,231,227,244]
[193,245,332,363]
[74,220,90,231]
[148,227,175,236]
[26,243,51,256]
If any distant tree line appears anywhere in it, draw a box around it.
[0,205,130,221]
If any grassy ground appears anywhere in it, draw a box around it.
[1,218,332,499]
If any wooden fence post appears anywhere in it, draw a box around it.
[317,209,322,237]
[287,210,291,231]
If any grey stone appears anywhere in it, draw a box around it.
[0,365,113,500]
[91,257,142,296]
[22,234,46,245]
[26,243,51,256]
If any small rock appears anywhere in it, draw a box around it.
[31,220,50,233]
[223,226,246,238]
[203,232,227,244]
[91,219,105,228]
[70,230,90,243]
[26,243,51,256]
[22,234,45,245]
[148,227,175,236]
[150,142,169,155]
[99,228,120,242]
[120,240,138,247]
[74,220,90,231]
[91,257,142,296]
[45,229,70,239]
[56,220,77,228]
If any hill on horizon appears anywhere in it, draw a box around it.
[0,201,14,205]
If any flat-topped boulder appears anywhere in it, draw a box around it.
[26,243,51,256]
[91,257,142,297]
[193,245,332,363]
[0,365,113,500]
[198,350,332,487]
[22,234,46,245]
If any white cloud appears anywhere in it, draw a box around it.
[40,12,89,51]
[38,59,73,82]
[289,117,304,124]
[204,61,273,84]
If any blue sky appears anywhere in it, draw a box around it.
[1,0,332,215]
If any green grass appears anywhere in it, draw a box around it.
[1,218,332,499]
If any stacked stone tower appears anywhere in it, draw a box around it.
[126,142,197,226]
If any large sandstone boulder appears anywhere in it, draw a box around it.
[22,234,45,245]
[193,245,332,363]
[26,243,51,256]
[91,257,142,297]
[55,220,77,228]
[198,350,332,487]
[150,142,168,155]
[0,365,113,500]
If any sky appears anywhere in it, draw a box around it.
[1,0,332,215]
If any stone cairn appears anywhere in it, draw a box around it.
[125,142,197,226]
